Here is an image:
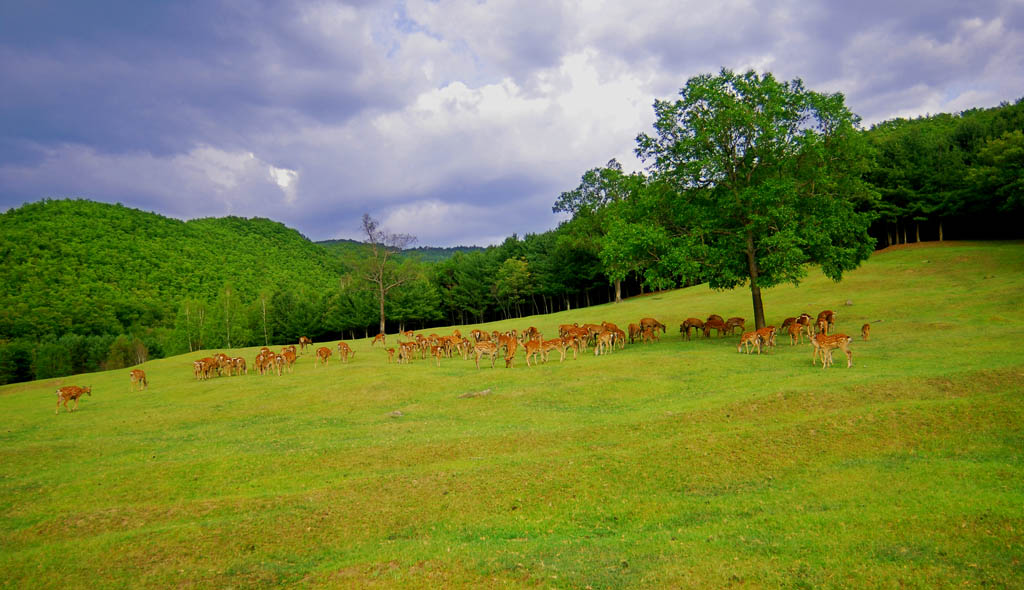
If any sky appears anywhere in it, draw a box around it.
[2,1,1022,247]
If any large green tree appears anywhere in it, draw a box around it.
[635,69,876,329]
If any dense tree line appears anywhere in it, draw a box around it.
[863,98,1024,244]
[1,87,1020,385]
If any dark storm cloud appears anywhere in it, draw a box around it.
[0,1,388,157]
[2,1,1021,245]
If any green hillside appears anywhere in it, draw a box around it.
[0,199,345,340]
[1,242,1021,588]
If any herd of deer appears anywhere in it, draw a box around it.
[727,309,868,370]
[368,317,668,369]
[54,307,870,414]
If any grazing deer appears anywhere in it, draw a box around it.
[725,317,746,335]
[627,323,642,344]
[371,333,386,347]
[680,318,704,341]
[337,341,355,363]
[315,347,332,367]
[703,319,729,338]
[504,338,519,368]
[756,326,777,349]
[385,348,396,363]
[641,326,659,344]
[56,386,91,414]
[737,331,762,354]
[129,369,147,391]
[298,336,312,353]
[639,317,666,334]
[861,323,871,341]
[817,310,835,334]
[232,357,247,376]
[706,314,724,324]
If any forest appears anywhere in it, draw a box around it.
[1,93,1021,385]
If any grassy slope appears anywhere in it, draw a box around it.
[1,242,1022,589]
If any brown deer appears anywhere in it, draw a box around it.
[282,349,297,373]
[788,322,804,345]
[817,310,835,334]
[811,333,853,368]
[129,369,147,391]
[540,338,565,363]
[679,318,704,341]
[725,317,746,335]
[337,341,355,363]
[315,346,332,367]
[503,338,519,368]
[593,330,616,355]
[639,317,666,334]
[861,323,871,341]
[56,385,91,414]
[641,326,659,344]
[298,336,312,353]
[522,339,543,367]
[371,333,386,347]
[474,341,499,369]
[703,319,729,338]
[737,331,762,354]
[754,326,777,350]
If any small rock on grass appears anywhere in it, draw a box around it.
[459,388,492,399]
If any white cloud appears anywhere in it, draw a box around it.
[3,0,1023,246]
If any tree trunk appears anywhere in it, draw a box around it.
[746,232,766,330]
[378,285,386,335]
[225,289,231,350]
[185,304,193,353]
[260,297,269,346]
[915,222,920,243]
[939,220,944,241]
[614,279,622,303]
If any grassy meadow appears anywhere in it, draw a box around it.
[1,241,1023,589]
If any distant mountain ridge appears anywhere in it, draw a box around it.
[316,238,483,262]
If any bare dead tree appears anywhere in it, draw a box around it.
[361,214,416,336]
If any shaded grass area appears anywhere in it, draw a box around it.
[2,242,1023,588]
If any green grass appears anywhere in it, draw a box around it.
[2,241,1023,589]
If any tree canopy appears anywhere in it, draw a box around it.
[632,69,876,328]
